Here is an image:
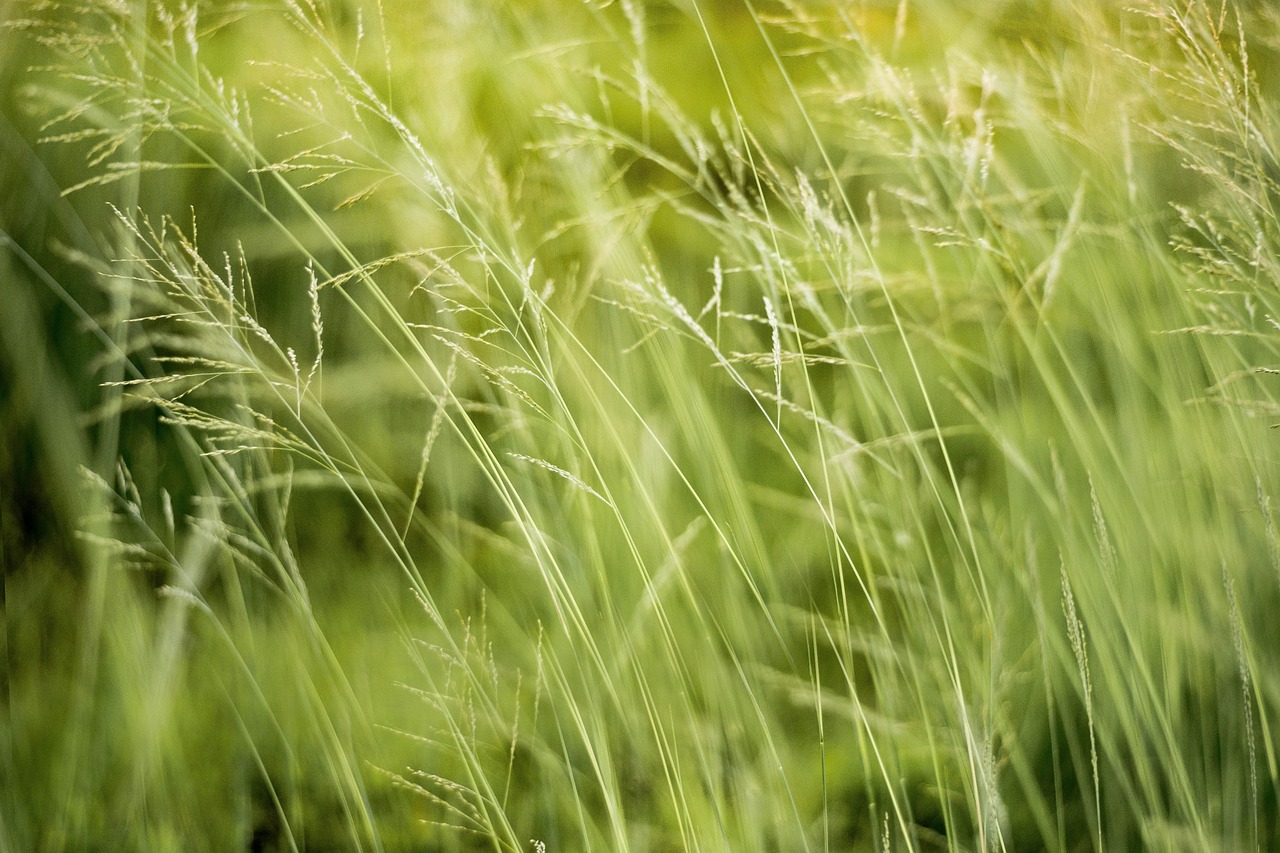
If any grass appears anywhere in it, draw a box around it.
[2,0,1280,850]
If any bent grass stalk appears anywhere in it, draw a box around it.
[6,0,1280,850]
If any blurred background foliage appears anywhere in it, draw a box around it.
[4,0,1280,850]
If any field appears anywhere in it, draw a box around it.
[3,0,1280,850]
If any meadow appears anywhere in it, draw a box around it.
[2,0,1279,850]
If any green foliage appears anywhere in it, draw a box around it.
[3,0,1280,850]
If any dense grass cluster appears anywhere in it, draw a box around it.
[3,0,1280,850]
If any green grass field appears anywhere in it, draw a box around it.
[3,0,1280,850]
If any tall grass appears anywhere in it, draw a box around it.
[3,0,1279,850]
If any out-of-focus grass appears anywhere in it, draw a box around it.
[3,0,1280,850]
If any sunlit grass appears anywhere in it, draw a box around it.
[3,0,1279,850]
